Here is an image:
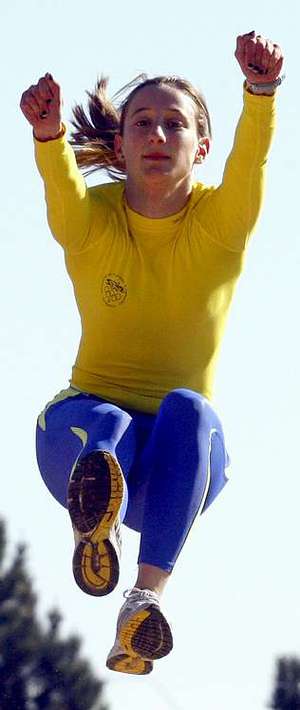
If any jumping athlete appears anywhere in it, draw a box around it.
[20,31,284,675]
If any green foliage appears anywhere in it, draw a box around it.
[269,656,300,710]
[0,519,109,710]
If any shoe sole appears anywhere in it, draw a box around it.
[119,605,173,661]
[67,450,123,596]
[106,652,153,675]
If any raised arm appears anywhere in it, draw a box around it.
[20,74,91,252]
[199,32,284,252]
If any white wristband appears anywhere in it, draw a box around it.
[245,74,285,95]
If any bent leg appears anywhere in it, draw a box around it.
[138,388,229,572]
[36,389,141,596]
[36,390,136,517]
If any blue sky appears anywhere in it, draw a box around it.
[2,1,300,708]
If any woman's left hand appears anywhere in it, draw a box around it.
[235,31,284,83]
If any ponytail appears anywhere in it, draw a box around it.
[70,76,125,180]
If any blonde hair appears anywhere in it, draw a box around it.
[70,74,212,181]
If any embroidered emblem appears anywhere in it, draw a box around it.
[102,274,127,306]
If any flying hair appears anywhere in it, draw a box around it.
[70,74,212,181]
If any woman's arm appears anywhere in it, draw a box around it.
[20,74,94,252]
[197,32,284,252]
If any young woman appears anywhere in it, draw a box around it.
[20,30,283,675]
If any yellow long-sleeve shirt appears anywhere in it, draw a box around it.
[35,89,276,413]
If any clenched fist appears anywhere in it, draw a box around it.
[235,31,284,84]
[20,73,63,141]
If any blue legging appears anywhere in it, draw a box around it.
[36,388,229,572]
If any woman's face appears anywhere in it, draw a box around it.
[115,84,208,188]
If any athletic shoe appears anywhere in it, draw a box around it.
[67,450,124,596]
[106,588,173,674]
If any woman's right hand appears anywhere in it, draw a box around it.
[20,73,63,141]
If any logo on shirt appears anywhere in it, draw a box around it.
[102,274,127,306]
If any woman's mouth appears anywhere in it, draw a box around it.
[143,153,170,160]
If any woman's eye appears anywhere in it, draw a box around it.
[165,120,182,129]
[135,119,183,128]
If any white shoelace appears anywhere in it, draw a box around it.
[123,587,160,606]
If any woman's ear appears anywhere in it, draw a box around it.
[114,133,125,162]
[194,137,210,164]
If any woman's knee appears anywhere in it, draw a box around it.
[159,388,220,430]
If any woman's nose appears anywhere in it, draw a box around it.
[148,124,166,143]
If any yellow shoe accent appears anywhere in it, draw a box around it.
[76,540,112,593]
[107,653,152,675]
[119,610,151,655]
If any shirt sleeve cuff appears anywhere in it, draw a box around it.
[243,82,277,109]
